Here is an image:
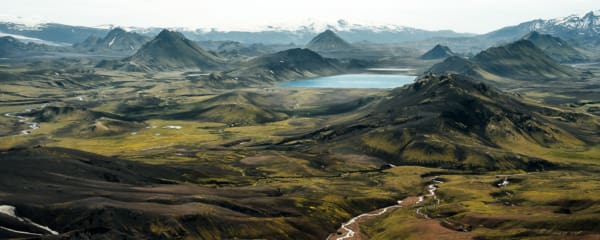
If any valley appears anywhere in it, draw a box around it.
[1,6,600,240]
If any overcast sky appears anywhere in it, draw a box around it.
[2,0,599,33]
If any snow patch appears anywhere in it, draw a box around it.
[497,177,510,187]
[0,205,59,235]
[0,205,17,217]
[0,32,67,46]
[544,10,600,32]
[108,37,116,47]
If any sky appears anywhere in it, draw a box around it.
[2,0,600,34]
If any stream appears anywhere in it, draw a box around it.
[3,103,47,136]
[327,176,443,240]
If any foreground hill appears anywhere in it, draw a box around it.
[98,29,225,72]
[521,31,587,63]
[420,44,455,59]
[209,48,343,87]
[306,30,354,52]
[74,27,150,54]
[276,74,598,170]
[0,144,407,239]
[429,40,578,82]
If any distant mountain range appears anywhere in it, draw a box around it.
[482,10,600,47]
[1,10,599,50]
[74,28,150,54]
[173,19,475,44]
[0,18,471,45]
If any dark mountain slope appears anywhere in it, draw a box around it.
[429,40,578,82]
[275,74,597,170]
[0,146,373,239]
[521,31,587,63]
[126,29,225,71]
[472,40,576,79]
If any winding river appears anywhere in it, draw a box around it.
[3,104,47,136]
[327,176,443,240]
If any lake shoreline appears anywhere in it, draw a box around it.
[277,73,416,89]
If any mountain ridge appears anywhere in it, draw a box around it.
[2,11,599,46]
[429,39,578,82]
[481,10,600,47]
[0,18,473,44]
[74,27,150,54]
[521,31,587,63]
[99,29,225,72]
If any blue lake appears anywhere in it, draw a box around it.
[277,74,416,89]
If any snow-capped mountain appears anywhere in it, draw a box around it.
[0,17,473,45]
[262,19,421,34]
[231,19,473,43]
[544,10,600,32]
[0,32,66,46]
[536,10,600,46]
[1,10,599,47]
[0,15,47,31]
[0,16,108,44]
[483,10,600,47]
